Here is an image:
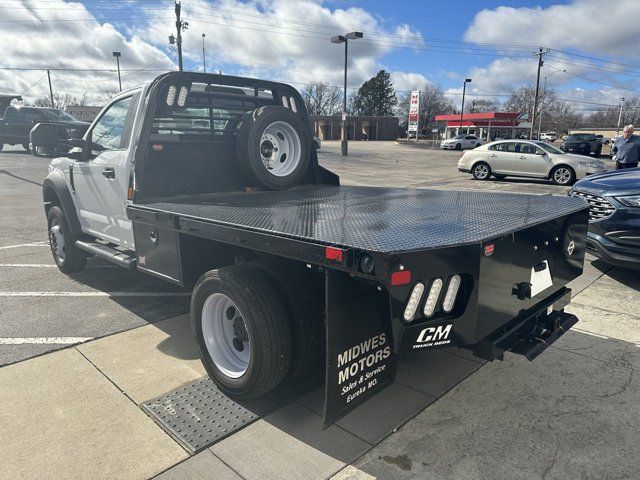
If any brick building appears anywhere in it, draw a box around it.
[309,115,399,141]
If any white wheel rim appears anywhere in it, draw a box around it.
[475,164,489,179]
[201,293,250,378]
[260,121,302,177]
[49,220,65,263]
[554,168,571,184]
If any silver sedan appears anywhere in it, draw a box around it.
[457,139,607,186]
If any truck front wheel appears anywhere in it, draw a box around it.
[47,206,86,273]
[191,264,292,399]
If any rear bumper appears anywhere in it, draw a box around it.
[586,231,640,270]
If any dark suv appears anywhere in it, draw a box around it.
[570,168,640,269]
[560,133,602,157]
[0,106,88,152]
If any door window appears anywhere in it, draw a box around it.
[90,96,134,151]
[24,110,44,125]
[517,143,544,155]
[490,142,516,152]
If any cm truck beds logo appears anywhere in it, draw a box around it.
[413,323,453,349]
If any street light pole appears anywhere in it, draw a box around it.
[331,31,363,156]
[617,97,625,136]
[112,51,122,92]
[537,68,565,139]
[202,33,206,73]
[460,78,471,135]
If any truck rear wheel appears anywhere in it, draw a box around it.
[191,264,292,399]
[252,257,324,379]
[236,105,312,190]
[47,206,86,273]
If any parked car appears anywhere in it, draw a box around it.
[571,168,640,269]
[440,134,481,150]
[457,139,607,186]
[540,131,558,142]
[595,134,610,145]
[1,106,88,153]
[560,133,602,157]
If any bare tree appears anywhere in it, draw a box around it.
[466,98,498,113]
[33,92,88,109]
[396,83,454,130]
[584,97,640,128]
[300,82,342,116]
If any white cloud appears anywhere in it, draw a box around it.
[139,0,423,91]
[0,0,175,104]
[464,0,640,58]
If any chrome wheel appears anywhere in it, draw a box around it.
[553,167,572,185]
[260,121,302,177]
[201,293,250,378]
[474,164,490,180]
[49,219,66,264]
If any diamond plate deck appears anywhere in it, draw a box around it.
[137,185,588,253]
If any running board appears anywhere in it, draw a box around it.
[75,240,136,270]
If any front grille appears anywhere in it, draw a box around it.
[570,191,616,222]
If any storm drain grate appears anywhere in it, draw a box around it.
[142,377,258,452]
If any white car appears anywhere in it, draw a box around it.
[457,139,607,186]
[440,134,481,150]
[540,131,557,141]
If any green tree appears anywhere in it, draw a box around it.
[354,70,397,116]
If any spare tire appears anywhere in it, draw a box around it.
[237,105,312,190]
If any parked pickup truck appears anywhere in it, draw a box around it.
[1,105,88,153]
[560,133,603,157]
[33,72,589,427]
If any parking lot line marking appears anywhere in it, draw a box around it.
[0,291,191,297]
[0,337,92,345]
[0,264,117,268]
[0,242,48,250]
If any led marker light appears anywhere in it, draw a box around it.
[442,275,461,312]
[423,278,443,317]
[166,85,177,106]
[177,86,189,107]
[403,282,425,322]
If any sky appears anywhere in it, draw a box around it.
[1,0,640,113]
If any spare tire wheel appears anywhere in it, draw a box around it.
[237,105,312,190]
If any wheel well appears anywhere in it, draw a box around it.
[43,186,61,213]
[472,160,490,170]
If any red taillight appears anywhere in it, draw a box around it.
[391,270,411,286]
[325,247,344,262]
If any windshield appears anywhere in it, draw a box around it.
[451,135,464,139]
[534,141,564,154]
[41,109,78,122]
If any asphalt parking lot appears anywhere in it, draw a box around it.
[1,141,639,480]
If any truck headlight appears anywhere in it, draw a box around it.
[616,195,640,207]
[403,282,425,322]
[442,275,461,312]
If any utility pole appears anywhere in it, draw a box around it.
[201,33,206,73]
[530,47,548,140]
[174,1,188,72]
[47,69,54,108]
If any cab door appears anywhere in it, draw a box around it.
[487,141,516,173]
[515,142,551,177]
[72,93,139,247]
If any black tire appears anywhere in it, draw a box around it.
[455,143,462,150]
[594,146,601,158]
[475,143,481,148]
[236,105,312,190]
[47,206,86,273]
[0,143,3,152]
[22,143,30,153]
[550,165,576,186]
[191,264,292,399]
[472,162,492,180]
[251,257,324,379]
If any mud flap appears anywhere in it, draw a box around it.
[322,270,397,428]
